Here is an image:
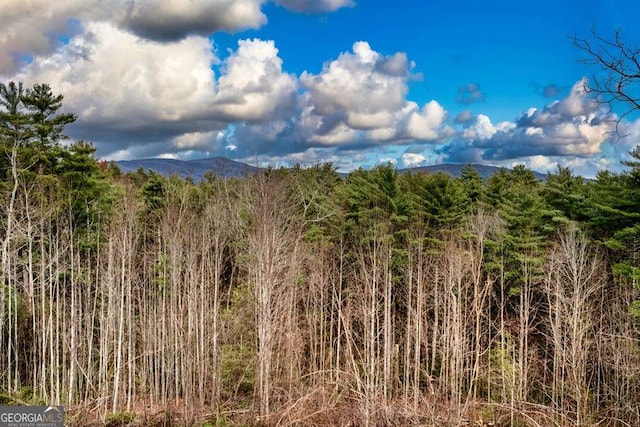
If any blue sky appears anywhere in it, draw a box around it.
[1,0,640,176]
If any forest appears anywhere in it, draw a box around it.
[1,80,640,426]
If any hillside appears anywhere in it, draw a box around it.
[398,163,547,180]
[115,157,260,179]
[116,157,548,180]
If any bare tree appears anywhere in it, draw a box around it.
[545,227,604,425]
[239,172,304,418]
[575,28,640,122]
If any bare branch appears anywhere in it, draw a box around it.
[574,27,640,122]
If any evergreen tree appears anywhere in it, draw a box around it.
[398,171,469,240]
[22,83,75,147]
[542,166,587,224]
[55,140,113,238]
[0,82,75,175]
[584,170,638,242]
[460,164,485,208]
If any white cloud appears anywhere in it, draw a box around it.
[0,0,357,75]
[0,0,106,74]
[517,80,602,129]
[307,122,359,146]
[500,154,621,178]
[523,155,557,171]
[0,0,451,163]
[496,121,516,132]
[0,0,273,75]
[15,23,299,159]
[365,127,398,142]
[619,119,640,152]
[379,157,397,165]
[238,146,366,172]
[402,153,427,168]
[447,80,617,162]
[525,127,544,136]
[212,39,297,122]
[298,42,449,146]
[172,131,225,150]
[19,22,218,127]
[462,114,497,140]
[300,41,406,126]
[156,152,180,160]
[404,101,448,140]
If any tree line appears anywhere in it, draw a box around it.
[1,81,640,426]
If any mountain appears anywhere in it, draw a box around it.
[114,158,548,181]
[399,163,548,180]
[115,157,260,180]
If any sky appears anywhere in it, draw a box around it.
[1,0,640,177]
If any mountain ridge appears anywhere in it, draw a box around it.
[114,157,548,181]
[115,157,260,180]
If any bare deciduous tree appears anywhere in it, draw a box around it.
[545,227,604,425]
[240,173,304,418]
[575,28,640,123]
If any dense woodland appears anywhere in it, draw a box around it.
[1,81,640,426]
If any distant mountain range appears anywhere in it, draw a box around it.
[115,157,260,180]
[400,163,548,180]
[114,157,548,181]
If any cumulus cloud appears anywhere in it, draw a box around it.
[14,0,625,176]
[274,0,354,13]
[18,22,219,137]
[213,42,451,159]
[506,154,623,178]
[0,0,356,74]
[402,101,449,140]
[211,39,297,122]
[1,0,460,167]
[119,0,266,41]
[519,155,558,172]
[15,21,299,159]
[12,24,451,161]
[461,114,499,140]
[237,146,367,172]
[0,0,105,74]
[0,0,271,74]
[5,0,626,177]
[402,153,427,168]
[444,79,616,165]
[301,42,406,125]
[172,130,226,151]
[297,41,449,147]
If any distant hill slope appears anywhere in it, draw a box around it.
[114,158,548,181]
[399,163,548,180]
[115,157,260,179]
